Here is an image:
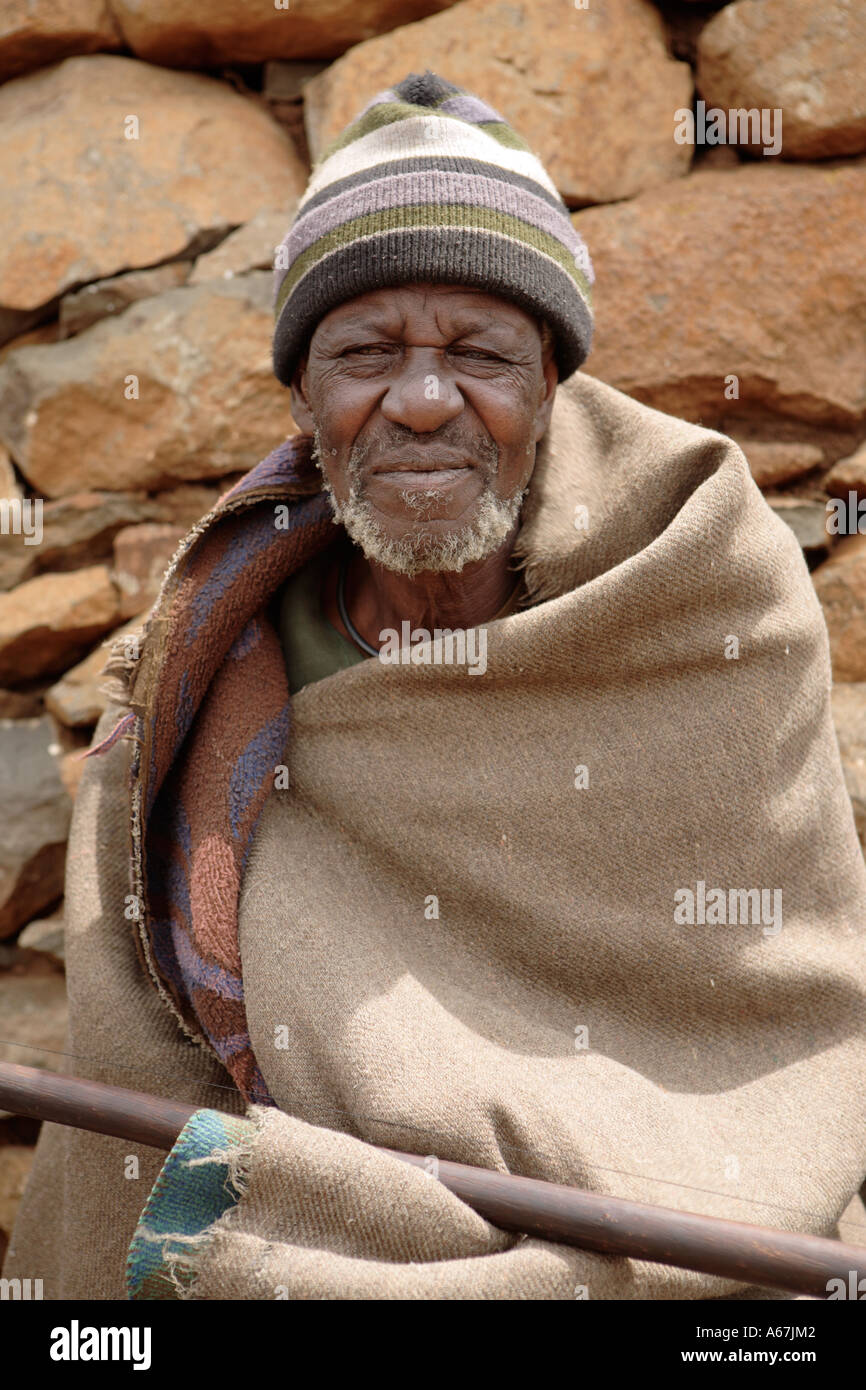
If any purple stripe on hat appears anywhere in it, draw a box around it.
[438,94,507,125]
[298,155,567,222]
[353,87,398,122]
[284,169,584,265]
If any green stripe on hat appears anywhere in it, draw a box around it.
[275,203,591,317]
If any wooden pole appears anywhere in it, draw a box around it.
[2,1059,863,1299]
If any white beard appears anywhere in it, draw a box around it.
[311,428,526,577]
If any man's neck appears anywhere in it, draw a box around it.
[322,528,520,651]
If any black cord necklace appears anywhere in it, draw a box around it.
[336,548,380,657]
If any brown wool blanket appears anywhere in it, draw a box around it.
[5,370,866,1299]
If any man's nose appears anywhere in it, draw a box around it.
[379,349,465,432]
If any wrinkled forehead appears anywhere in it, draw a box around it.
[311,283,546,345]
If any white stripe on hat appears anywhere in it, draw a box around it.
[301,113,561,210]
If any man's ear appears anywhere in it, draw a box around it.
[533,351,559,442]
[289,353,314,434]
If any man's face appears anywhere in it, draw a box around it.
[289,284,558,575]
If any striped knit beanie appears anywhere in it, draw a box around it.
[272,71,594,386]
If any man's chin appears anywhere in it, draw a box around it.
[335,490,526,577]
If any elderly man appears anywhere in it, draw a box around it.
[280,280,557,687]
[5,72,866,1302]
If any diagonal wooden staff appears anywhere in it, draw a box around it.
[2,1059,864,1299]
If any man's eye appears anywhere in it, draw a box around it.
[451,347,501,361]
[343,345,391,356]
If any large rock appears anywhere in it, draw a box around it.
[44,611,148,728]
[189,209,294,286]
[0,492,152,594]
[112,523,185,619]
[0,485,222,592]
[697,0,866,160]
[812,536,866,682]
[0,716,71,937]
[0,273,293,497]
[831,683,866,853]
[110,0,462,66]
[58,262,191,339]
[0,324,60,366]
[766,497,830,557]
[0,0,121,82]
[574,161,866,430]
[17,909,66,965]
[0,566,120,684]
[0,55,307,336]
[304,0,693,206]
[0,323,60,370]
[825,444,866,500]
[733,441,824,489]
[150,480,236,525]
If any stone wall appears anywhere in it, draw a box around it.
[0,0,864,1260]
